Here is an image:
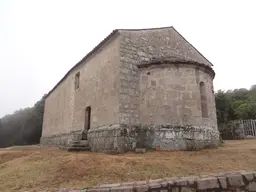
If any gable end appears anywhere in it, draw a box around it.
[45,29,120,99]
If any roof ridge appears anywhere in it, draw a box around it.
[117,26,174,32]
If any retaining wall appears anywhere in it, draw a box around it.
[86,171,256,192]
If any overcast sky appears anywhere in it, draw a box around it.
[0,0,255,118]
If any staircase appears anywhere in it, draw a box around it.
[59,140,90,152]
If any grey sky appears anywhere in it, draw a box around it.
[0,0,255,118]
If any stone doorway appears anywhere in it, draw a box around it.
[82,106,91,140]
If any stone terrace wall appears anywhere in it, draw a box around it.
[86,171,256,192]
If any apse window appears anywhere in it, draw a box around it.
[200,82,208,117]
[75,72,80,90]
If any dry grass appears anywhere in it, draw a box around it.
[0,140,255,192]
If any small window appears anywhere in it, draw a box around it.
[75,72,80,90]
[200,82,208,117]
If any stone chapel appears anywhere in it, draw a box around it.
[41,26,219,152]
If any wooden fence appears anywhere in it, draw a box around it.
[219,119,256,140]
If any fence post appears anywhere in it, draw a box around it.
[241,120,245,139]
[250,119,253,136]
[253,119,256,136]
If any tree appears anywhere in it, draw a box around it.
[250,84,256,91]
[20,94,46,144]
[215,90,236,124]
[0,94,46,148]
[215,86,256,125]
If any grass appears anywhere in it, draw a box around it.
[0,140,255,192]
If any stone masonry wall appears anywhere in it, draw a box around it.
[42,34,120,140]
[139,63,217,128]
[119,27,214,126]
[40,130,82,146]
[123,124,219,151]
[71,35,120,131]
[87,171,256,192]
[87,124,219,152]
[42,71,75,137]
[115,28,219,152]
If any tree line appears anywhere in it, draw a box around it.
[215,84,256,124]
[0,95,46,147]
[215,84,256,139]
[0,84,256,148]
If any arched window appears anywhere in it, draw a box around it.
[200,82,208,117]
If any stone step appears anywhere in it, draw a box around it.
[66,146,90,152]
[69,143,89,147]
[59,146,90,152]
[69,140,89,146]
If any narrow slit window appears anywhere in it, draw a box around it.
[75,72,80,90]
[200,82,208,117]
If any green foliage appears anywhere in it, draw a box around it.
[215,90,236,124]
[215,85,256,123]
[0,94,46,147]
[215,84,256,139]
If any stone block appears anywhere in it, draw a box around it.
[110,185,134,192]
[149,182,161,191]
[181,176,198,185]
[175,179,188,186]
[120,182,135,186]
[218,176,227,189]
[242,172,255,182]
[246,181,256,191]
[148,178,166,189]
[135,148,146,153]
[149,179,165,183]
[88,188,110,192]
[134,184,149,192]
[135,180,148,185]
[164,177,178,185]
[159,180,168,188]
[227,174,245,187]
[197,177,219,190]
[98,183,120,188]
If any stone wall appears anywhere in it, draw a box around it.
[42,72,75,137]
[40,130,82,146]
[115,27,219,152]
[119,27,213,126]
[87,124,219,152]
[42,33,120,139]
[139,64,217,128]
[87,124,125,152]
[87,171,256,192]
[71,35,121,131]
